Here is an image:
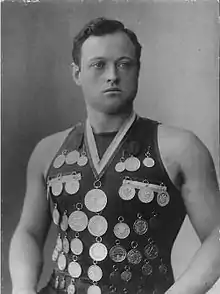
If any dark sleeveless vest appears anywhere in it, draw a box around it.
[46,117,186,294]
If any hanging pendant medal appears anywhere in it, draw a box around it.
[56,234,62,252]
[67,279,76,294]
[70,233,83,255]
[77,151,88,167]
[87,285,101,294]
[113,216,130,239]
[125,155,141,172]
[88,264,103,282]
[138,185,154,203]
[68,258,82,278]
[133,214,148,235]
[121,266,132,282]
[65,150,80,165]
[63,235,70,254]
[57,252,67,271]
[60,210,68,231]
[109,240,127,263]
[51,176,63,197]
[88,215,108,237]
[52,247,59,262]
[143,147,155,168]
[118,182,136,201]
[89,237,108,262]
[142,260,153,276]
[144,239,159,260]
[157,191,170,207]
[59,277,65,290]
[53,204,60,225]
[53,151,67,169]
[68,203,88,232]
[115,156,126,173]
[85,181,107,213]
[127,241,142,265]
[109,265,120,282]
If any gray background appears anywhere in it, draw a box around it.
[2,1,219,293]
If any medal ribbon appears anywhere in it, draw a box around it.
[85,112,136,177]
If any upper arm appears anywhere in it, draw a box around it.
[179,131,220,242]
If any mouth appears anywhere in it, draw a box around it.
[104,88,121,93]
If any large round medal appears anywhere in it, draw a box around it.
[65,150,80,165]
[68,210,88,232]
[87,285,101,294]
[51,180,63,197]
[127,249,142,265]
[89,242,108,262]
[144,243,159,260]
[109,245,127,263]
[57,253,67,271]
[138,187,154,203]
[88,215,108,237]
[68,261,82,278]
[115,161,125,173]
[133,219,148,235]
[157,191,170,207]
[88,265,103,282]
[118,184,136,201]
[65,179,80,195]
[70,237,83,255]
[125,156,141,172]
[53,154,66,169]
[143,157,155,168]
[85,189,107,213]
[113,222,130,239]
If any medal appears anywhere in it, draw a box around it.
[52,247,59,262]
[51,178,63,197]
[142,261,153,276]
[113,216,130,239]
[121,267,132,282]
[55,277,59,289]
[143,157,155,168]
[77,152,88,167]
[68,210,88,232]
[88,215,108,237]
[159,260,168,274]
[115,161,125,173]
[67,280,76,294]
[59,277,65,290]
[144,241,159,260]
[133,215,148,235]
[118,183,136,201]
[138,186,154,203]
[65,179,80,195]
[57,252,67,271]
[89,241,108,262]
[56,234,62,252]
[125,156,141,172]
[149,212,160,229]
[65,150,80,165]
[84,189,107,213]
[88,265,103,282]
[127,249,142,265]
[63,236,70,254]
[87,285,101,294]
[157,191,170,207]
[53,153,66,169]
[60,211,68,231]
[68,261,82,278]
[52,204,60,225]
[70,237,83,255]
[109,266,120,282]
[109,242,127,263]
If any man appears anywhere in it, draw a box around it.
[9,17,220,294]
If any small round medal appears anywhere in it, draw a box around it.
[118,184,136,201]
[88,265,103,282]
[138,187,154,203]
[89,242,108,262]
[57,253,67,271]
[77,155,88,167]
[127,249,142,265]
[65,150,80,165]
[70,237,83,255]
[60,212,68,231]
[68,210,88,232]
[51,180,63,197]
[53,154,66,169]
[157,191,170,207]
[142,262,153,276]
[113,222,130,239]
[115,161,125,173]
[144,243,159,260]
[125,156,141,172]
[159,263,168,274]
[67,283,76,294]
[143,157,155,168]
[109,245,127,263]
[88,215,108,237]
[65,179,80,195]
[52,247,59,261]
[63,236,70,254]
[87,285,101,294]
[133,219,148,235]
[53,206,60,225]
[121,270,132,282]
[85,189,107,213]
[68,261,82,278]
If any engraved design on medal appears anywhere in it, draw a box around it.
[125,156,141,172]
[87,285,101,294]
[60,211,68,231]
[157,191,170,207]
[52,204,60,225]
[68,261,82,278]
[56,234,62,252]
[133,214,148,235]
[77,151,88,167]
[68,204,88,232]
[65,150,80,165]
[88,265,103,282]
[142,260,153,276]
[144,240,159,260]
[70,235,83,256]
[127,241,142,265]
[57,252,67,271]
[120,266,132,282]
[88,215,108,237]
[118,183,136,201]
[85,188,107,213]
[52,247,59,262]
[138,186,154,203]
[67,280,76,294]
[113,216,130,239]
[89,240,108,262]
[53,152,66,169]
[109,241,127,263]
[63,235,70,254]
[51,177,63,197]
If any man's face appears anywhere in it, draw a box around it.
[74,32,139,114]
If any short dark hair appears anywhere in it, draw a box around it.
[72,17,142,69]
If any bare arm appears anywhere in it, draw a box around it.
[163,130,220,294]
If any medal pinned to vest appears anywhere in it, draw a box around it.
[143,146,155,168]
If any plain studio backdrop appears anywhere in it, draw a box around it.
[1,0,219,293]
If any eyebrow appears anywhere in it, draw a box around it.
[88,56,135,62]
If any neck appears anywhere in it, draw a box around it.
[86,107,134,134]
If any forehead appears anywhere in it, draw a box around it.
[81,32,136,62]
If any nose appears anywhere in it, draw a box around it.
[106,64,119,85]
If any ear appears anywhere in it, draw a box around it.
[71,62,81,86]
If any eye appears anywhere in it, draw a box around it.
[117,61,133,69]
[91,61,105,69]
